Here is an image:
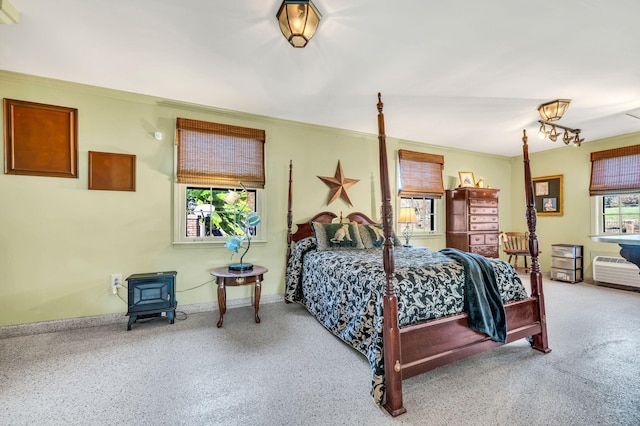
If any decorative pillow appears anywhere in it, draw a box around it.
[311,222,365,251]
[358,223,403,248]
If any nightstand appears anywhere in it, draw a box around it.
[210,265,268,328]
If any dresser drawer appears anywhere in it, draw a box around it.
[485,234,499,244]
[469,215,498,223]
[551,256,583,269]
[469,206,498,215]
[470,245,498,258]
[550,267,583,283]
[469,199,498,207]
[468,190,499,200]
[469,234,485,245]
[469,233,499,245]
[470,223,499,231]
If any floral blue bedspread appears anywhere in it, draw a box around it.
[284,237,527,405]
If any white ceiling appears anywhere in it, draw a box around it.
[2,0,640,156]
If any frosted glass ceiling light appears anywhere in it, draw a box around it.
[276,0,322,48]
[538,99,571,121]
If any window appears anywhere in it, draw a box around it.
[185,186,258,238]
[599,194,640,234]
[590,145,640,236]
[397,149,444,234]
[399,197,435,232]
[173,118,266,244]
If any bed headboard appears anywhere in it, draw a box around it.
[288,210,377,244]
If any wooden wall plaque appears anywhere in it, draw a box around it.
[3,98,78,178]
[88,151,136,191]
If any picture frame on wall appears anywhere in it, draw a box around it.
[533,175,563,216]
[458,171,475,188]
[88,151,136,191]
[3,98,78,178]
[535,181,549,196]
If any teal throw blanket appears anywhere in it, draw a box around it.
[439,248,507,343]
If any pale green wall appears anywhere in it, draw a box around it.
[509,132,640,275]
[0,70,517,326]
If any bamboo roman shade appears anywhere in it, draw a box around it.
[589,144,640,195]
[398,149,445,198]
[175,118,265,188]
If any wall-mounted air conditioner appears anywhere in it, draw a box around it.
[592,256,640,289]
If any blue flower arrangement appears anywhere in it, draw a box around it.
[223,184,261,271]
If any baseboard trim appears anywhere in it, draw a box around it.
[0,293,283,338]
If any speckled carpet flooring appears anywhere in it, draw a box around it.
[1,277,639,426]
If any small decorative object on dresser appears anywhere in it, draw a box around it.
[445,187,500,257]
[458,171,476,188]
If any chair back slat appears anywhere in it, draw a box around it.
[503,232,529,254]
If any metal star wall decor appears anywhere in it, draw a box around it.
[317,161,360,206]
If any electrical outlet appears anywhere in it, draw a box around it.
[111,273,122,295]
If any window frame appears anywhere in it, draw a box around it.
[591,193,640,236]
[396,149,445,238]
[173,183,266,245]
[398,196,438,235]
[172,117,267,245]
[589,145,640,236]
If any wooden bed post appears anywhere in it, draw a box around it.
[377,93,406,416]
[286,160,293,264]
[522,130,551,353]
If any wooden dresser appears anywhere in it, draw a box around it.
[445,187,500,258]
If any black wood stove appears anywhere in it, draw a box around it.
[125,271,177,330]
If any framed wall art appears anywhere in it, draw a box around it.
[4,98,78,178]
[458,171,475,188]
[533,174,563,216]
[88,151,136,191]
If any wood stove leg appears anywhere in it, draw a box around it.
[127,315,137,331]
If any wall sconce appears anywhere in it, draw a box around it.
[276,0,322,48]
[154,131,163,141]
[538,121,584,147]
[538,99,571,122]
[398,207,417,247]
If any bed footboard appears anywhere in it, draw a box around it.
[399,297,542,378]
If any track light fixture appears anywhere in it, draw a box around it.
[537,120,584,147]
[536,99,584,146]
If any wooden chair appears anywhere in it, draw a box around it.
[502,232,531,272]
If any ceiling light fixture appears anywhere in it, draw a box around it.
[276,0,322,48]
[538,121,584,147]
[538,99,571,122]
[536,99,584,146]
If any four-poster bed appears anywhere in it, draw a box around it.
[285,93,550,416]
